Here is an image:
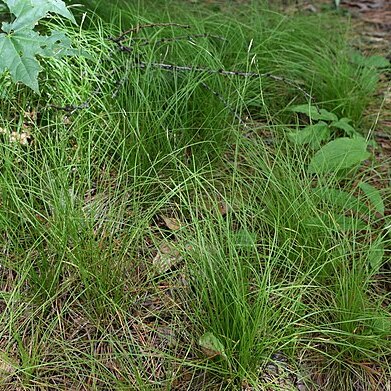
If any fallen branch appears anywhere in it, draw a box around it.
[132,33,227,47]
[110,23,191,43]
[132,60,313,100]
[48,101,90,113]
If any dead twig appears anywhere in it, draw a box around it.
[110,23,191,43]
[48,101,90,113]
[132,33,227,47]
[131,60,313,101]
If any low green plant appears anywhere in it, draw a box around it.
[288,103,366,158]
[288,103,388,273]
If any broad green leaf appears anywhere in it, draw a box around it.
[2,2,44,31]
[371,313,391,335]
[0,29,42,92]
[288,121,330,149]
[334,215,367,231]
[291,104,320,118]
[199,332,227,359]
[351,51,390,69]
[32,0,75,22]
[364,55,390,69]
[372,314,391,338]
[358,182,384,216]
[330,117,360,138]
[316,109,338,122]
[312,187,370,215]
[290,104,338,121]
[3,0,75,30]
[41,31,91,58]
[0,0,76,92]
[308,137,370,174]
[0,26,73,92]
[39,30,73,57]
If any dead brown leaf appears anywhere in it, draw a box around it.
[0,353,18,378]
[161,215,181,231]
[153,242,182,273]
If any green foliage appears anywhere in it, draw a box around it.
[330,117,357,137]
[288,121,330,149]
[312,186,370,220]
[0,2,389,389]
[308,137,370,174]
[233,228,257,249]
[289,103,387,279]
[350,51,391,69]
[358,181,385,216]
[0,0,76,92]
[289,104,370,174]
[290,104,338,122]
[368,239,384,272]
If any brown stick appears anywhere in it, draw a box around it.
[132,60,313,100]
[111,23,191,43]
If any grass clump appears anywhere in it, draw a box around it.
[0,1,389,390]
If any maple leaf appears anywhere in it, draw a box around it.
[0,0,76,93]
[4,0,75,31]
[0,29,42,92]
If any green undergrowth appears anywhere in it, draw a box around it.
[0,1,390,390]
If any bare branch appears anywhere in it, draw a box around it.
[132,60,313,100]
[111,23,191,43]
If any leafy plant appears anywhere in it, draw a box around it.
[310,180,385,235]
[290,104,386,253]
[289,104,370,174]
[290,104,360,140]
[0,0,76,93]
[350,51,391,70]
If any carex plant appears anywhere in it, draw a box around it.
[0,0,390,389]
